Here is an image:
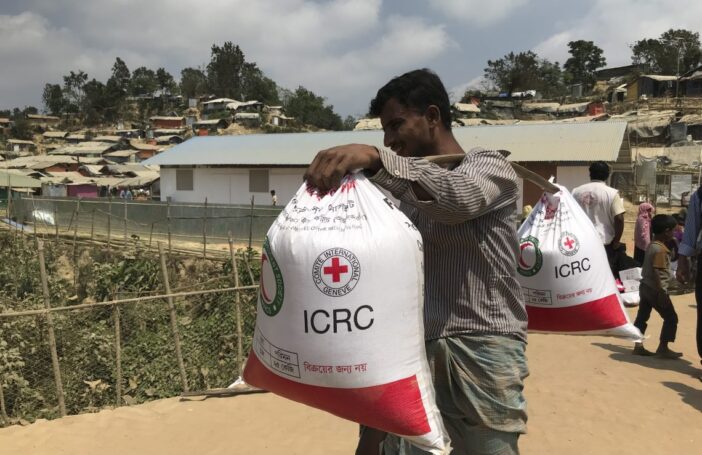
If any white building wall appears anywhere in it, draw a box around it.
[556,166,590,192]
[160,166,305,205]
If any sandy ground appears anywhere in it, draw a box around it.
[1,295,700,455]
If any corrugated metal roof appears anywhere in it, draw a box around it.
[145,121,628,167]
[43,131,68,138]
[641,74,678,81]
[0,170,42,188]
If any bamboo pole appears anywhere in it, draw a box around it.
[113,296,123,407]
[72,199,81,256]
[90,209,95,241]
[123,198,128,245]
[228,232,244,375]
[107,195,112,252]
[157,243,189,392]
[0,285,258,318]
[37,240,67,417]
[424,154,560,193]
[0,375,8,425]
[54,205,59,243]
[202,198,208,259]
[248,196,254,250]
[166,199,172,255]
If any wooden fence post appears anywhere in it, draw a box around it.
[157,243,189,392]
[37,240,67,417]
[112,293,123,407]
[148,223,154,249]
[202,198,208,259]
[228,232,244,376]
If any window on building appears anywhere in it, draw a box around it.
[176,168,194,191]
[249,169,269,193]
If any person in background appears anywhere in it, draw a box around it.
[270,189,278,206]
[634,202,654,265]
[305,68,528,455]
[572,161,629,276]
[633,214,682,359]
[519,204,533,227]
[676,189,702,379]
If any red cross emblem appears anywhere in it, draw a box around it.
[313,248,362,297]
[323,257,348,282]
[563,236,575,250]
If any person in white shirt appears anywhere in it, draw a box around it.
[572,161,627,275]
[270,189,278,206]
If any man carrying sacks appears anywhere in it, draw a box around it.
[305,69,529,455]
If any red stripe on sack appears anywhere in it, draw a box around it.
[243,351,431,436]
[527,293,628,332]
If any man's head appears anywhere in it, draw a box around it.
[589,161,610,181]
[369,68,451,157]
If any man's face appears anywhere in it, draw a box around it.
[379,98,434,157]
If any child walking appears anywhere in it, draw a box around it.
[633,214,682,359]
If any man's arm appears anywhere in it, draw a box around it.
[611,213,625,249]
[676,192,702,283]
[305,144,519,225]
[610,193,626,249]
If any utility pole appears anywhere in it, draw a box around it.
[675,38,684,102]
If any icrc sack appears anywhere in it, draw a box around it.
[516,185,642,340]
[243,173,450,454]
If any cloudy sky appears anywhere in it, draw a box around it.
[1,0,700,117]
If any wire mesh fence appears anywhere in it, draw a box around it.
[0,228,261,427]
[7,194,282,256]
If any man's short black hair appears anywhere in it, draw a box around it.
[369,68,452,130]
[651,214,677,235]
[589,161,610,180]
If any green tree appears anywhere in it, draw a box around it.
[104,57,131,121]
[156,67,178,96]
[241,64,279,104]
[108,57,131,94]
[82,79,109,126]
[563,40,607,92]
[11,118,32,140]
[62,70,89,114]
[42,83,65,115]
[484,51,566,98]
[206,41,246,99]
[283,86,343,130]
[129,67,158,97]
[631,28,702,74]
[342,115,357,131]
[180,67,208,99]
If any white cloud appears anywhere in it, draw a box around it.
[533,0,702,68]
[0,0,452,115]
[428,0,528,26]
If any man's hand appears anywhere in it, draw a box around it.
[676,255,691,284]
[610,240,622,251]
[304,144,382,193]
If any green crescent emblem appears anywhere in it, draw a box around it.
[517,235,543,277]
[259,237,285,316]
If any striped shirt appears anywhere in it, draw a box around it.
[369,147,528,341]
